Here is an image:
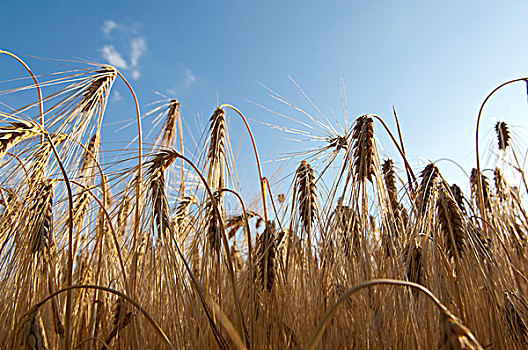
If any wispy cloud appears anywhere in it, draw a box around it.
[131,69,141,80]
[130,37,147,67]
[100,45,127,69]
[102,20,118,34]
[166,69,200,95]
[111,89,123,102]
[99,20,147,80]
[184,69,197,88]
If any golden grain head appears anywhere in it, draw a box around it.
[495,121,511,151]
[439,313,483,350]
[351,115,375,182]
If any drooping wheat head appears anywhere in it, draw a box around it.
[439,312,483,350]
[327,135,349,153]
[504,292,528,346]
[103,298,134,349]
[18,309,47,350]
[172,195,197,228]
[0,119,41,157]
[80,67,117,114]
[226,210,258,239]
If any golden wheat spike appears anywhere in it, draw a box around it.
[495,121,511,151]
[162,99,180,147]
[28,179,54,255]
[437,188,466,261]
[0,120,40,157]
[80,66,117,113]
[352,115,375,182]
[295,160,317,238]
[439,313,483,350]
[256,221,277,292]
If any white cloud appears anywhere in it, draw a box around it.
[100,23,147,79]
[111,90,123,102]
[130,37,147,67]
[100,45,128,69]
[102,20,118,34]
[131,69,141,80]
[184,69,197,88]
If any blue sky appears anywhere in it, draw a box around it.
[2,1,528,194]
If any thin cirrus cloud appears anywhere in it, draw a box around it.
[99,20,146,80]
[130,37,146,67]
[166,69,199,95]
[184,69,197,88]
[102,20,118,35]
[111,89,123,103]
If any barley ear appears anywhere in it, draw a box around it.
[257,221,277,291]
[439,312,483,350]
[437,188,466,261]
[495,121,510,151]
[352,115,375,182]
[295,160,317,239]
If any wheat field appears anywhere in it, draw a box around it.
[0,50,527,349]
